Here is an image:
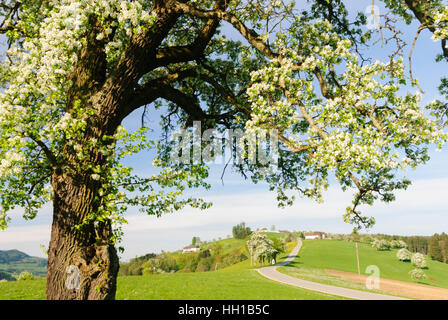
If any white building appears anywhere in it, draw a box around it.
[304,232,326,240]
[182,245,201,253]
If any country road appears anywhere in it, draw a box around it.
[256,239,409,300]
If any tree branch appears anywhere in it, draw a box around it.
[173,2,281,61]
[155,0,228,67]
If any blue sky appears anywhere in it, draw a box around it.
[1,1,448,261]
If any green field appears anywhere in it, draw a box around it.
[0,268,346,300]
[0,236,348,300]
[279,239,448,289]
[116,269,346,300]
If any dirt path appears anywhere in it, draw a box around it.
[325,269,448,300]
[257,239,408,300]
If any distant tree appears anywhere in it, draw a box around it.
[397,248,411,262]
[17,271,35,281]
[404,236,430,254]
[198,249,211,259]
[409,268,427,282]
[371,239,390,251]
[271,237,286,259]
[441,233,448,263]
[246,231,277,265]
[0,271,14,281]
[232,222,252,239]
[390,240,401,249]
[196,259,211,272]
[411,253,427,269]
[398,240,408,249]
[192,237,198,245]
[429,234,443,262]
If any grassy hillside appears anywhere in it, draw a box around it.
[0,239,347,300]
[0,268,346,300]
[0,250,47,279]
[120,232,293,276]
[279,239,448,289]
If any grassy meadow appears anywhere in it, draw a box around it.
[279,239,448,289]
[0,234,347,300]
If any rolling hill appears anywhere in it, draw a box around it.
[279,239,448,290]
[0,250,47,280]
[0,235,346,300]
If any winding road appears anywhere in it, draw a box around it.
[257,239,409,300]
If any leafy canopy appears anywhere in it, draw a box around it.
[0,0,447,239]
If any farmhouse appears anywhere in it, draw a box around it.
[260,228,268,232]
[304,232,326,240]
[182,245,200,253]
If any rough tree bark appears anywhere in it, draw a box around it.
[45,1,192,299]
[46,171,119,300]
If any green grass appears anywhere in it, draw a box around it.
[0,269,346,300]
[0,280,46,300]
[279,239,448,289]
[116,270,346,300]
[0,239,349,300]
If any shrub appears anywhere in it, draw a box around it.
[411,253,427,268]
[372,239,390,251]
[409,268,427,281]
[390,240,407,249]
[390,240,401,249]
[397,248,411,261]
[17,271,35,281]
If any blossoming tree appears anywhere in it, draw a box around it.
[0,0,447,299]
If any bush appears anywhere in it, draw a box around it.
[398,240,408,249]
[409,268,427,281]
[390,240,400,249]
[411,253,427,268]
[17,271,35,281]
[372,239,390,251]
[397,248,411,261]
[390,240,407,249]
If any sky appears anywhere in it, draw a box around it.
[1,1,448,261]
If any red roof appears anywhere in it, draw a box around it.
[183,245,200,249]
[304,232,325,236]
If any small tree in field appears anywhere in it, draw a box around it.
[411,253,427,269]
[246,231,277,265]
[372,239,390,251]
[409,268,427,282]
[397,248,411,261]
[17,271,35,281]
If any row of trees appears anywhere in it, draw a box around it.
[119,246,248,275]
[428,233,448,263]
[328,233,433,254]
[371,239,408,251]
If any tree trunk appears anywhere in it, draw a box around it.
[46,171,119,300]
